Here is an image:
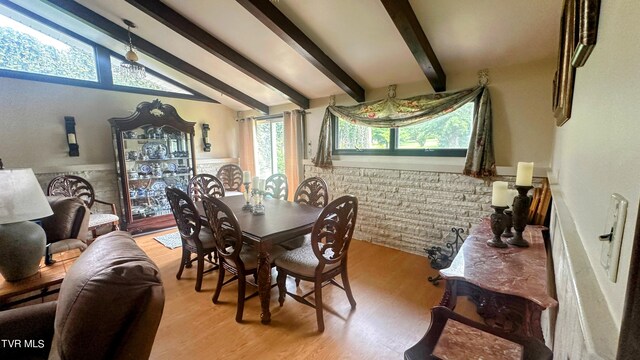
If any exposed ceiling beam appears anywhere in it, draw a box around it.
[43,0,269,113]
[381,0,446,92]
[125,0,309,109]
[237,0,365,103]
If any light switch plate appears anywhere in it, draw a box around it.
[600,193,628,282]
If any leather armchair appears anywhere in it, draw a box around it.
[41,196,90,264]
[0,231,165,360]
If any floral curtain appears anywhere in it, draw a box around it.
[312,85,496,178]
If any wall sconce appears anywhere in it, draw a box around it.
[65,116,79,157]
[202,123,211,152]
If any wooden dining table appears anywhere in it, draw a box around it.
[196,195,323,324]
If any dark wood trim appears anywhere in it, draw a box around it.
[380,0,446,92]
[617,201,640,359]
[43,0,270,113]
[236,0,365,103]
[125,0,309,109]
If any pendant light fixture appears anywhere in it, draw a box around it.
[121,19,145,79]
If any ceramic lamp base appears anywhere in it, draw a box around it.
[0,221,46,281]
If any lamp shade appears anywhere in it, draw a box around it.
[0,169,53,224]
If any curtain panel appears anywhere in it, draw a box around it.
[238,117,256,176]
[283,110,304,200]
[312,85,496,178]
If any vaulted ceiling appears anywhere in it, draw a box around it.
[8,0,561,113]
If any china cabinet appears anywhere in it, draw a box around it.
[109,99,196,234]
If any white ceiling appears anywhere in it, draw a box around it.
[7,0,562,112]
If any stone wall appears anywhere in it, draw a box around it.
[304,164,544,255]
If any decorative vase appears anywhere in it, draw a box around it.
[0,222,46,281]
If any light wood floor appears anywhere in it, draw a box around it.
[135,229,447,360]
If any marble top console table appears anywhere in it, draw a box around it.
[439,218,558,341]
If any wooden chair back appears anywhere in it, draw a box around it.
[310,195,358,268]
[264,173,288,200]
[201,196,245,269]
[165,187,203,249]
[216,164,243,192]
[294,177,329,208]
[188,174,225,201]
[47,175,95,208]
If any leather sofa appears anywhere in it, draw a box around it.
[0,231,165,359]
[41,196,90,261]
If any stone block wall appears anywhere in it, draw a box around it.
[304,164,545,255]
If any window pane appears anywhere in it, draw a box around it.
[398,103,474,149]
[111,56,192,94]
[0,10,97,81]
[274,121,285,174]
[254,120,273,178]
[336,118,390,150]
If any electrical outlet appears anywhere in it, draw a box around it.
[599,193,628,282]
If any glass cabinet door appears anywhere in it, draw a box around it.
[121,125,193,222]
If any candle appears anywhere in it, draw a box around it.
[252,176,260,189]
[67,133,77,144]
[243,171,251,183]
[491,181,509,207]
[515,162,534,186]
[507,189,518,207]
[259,179,266,192]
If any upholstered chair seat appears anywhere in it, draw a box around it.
[275,242,339,278]
[88,213,120,229]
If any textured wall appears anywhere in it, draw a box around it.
[305,164,544,255]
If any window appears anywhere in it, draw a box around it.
[110,56,192,94]
[0,11,98,81]
[254,118,285,178]
[0,2,211,102]
[333,102,475,157]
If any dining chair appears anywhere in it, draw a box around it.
[216,164,243,192]
[166,187,218,292]
[47,175,119,239]
[264,173,288,200]
[202,196,285,322]
[405,306,552,360]
[293,176,329,207]
[280,176,330,251]
[187,174,225,201]
[275,195,358,332]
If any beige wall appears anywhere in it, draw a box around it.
[550,0,640,327]
[0,77,238,170]
[245,59,556,171]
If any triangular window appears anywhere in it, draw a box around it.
[0,2,212,102]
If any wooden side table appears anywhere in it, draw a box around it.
[439,218,557,341]
[0,249,80,309]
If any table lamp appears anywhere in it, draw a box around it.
[0,168,53,281]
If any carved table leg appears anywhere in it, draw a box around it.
[257,250,271,324]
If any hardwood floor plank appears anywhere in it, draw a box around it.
[134,230,444,359]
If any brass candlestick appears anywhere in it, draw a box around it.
[488,205,509,248]
[508,185,533,247]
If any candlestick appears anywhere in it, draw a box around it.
[515,162,534,186]
[243,171,251,184]
[491,181,509,207]
[488,205,509,248]
[502,209,514,238]
[508,185,533,247]
[242,182,253,211]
